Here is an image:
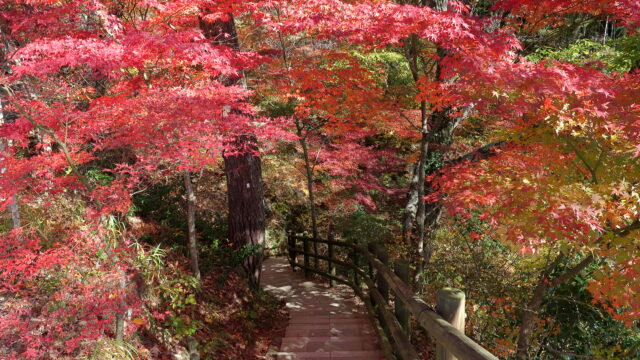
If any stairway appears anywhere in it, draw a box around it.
[262,258,385,360]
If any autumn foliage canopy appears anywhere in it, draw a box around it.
[0,0,638,358]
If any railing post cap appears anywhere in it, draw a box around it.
[437,288,465,299]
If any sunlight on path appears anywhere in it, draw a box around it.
[262,258,384,360]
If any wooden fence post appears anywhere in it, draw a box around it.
[394,259,411,336]
[328,232,336,287]
[303,236,310,278]
[287,231,296,271]
[436,288,466,360]
[376,246,389,303]
[349,241,361,289]
[367,242,376,281]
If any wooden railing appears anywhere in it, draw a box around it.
[286,232,499,360]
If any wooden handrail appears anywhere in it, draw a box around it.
[363,249,498,360]
[287,233,499,360]
[288,245,419,360]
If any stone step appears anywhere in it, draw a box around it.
[276,350,384,359]
[281,336,379,352]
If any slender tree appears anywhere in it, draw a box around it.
[0,25,20,230]
[183,170,201,282]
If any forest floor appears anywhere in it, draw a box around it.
[131,248,289,360]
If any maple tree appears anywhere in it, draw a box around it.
[0,0,638,359]
[0,0,272,357]
[249,0,640,357]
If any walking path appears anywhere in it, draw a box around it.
[261,257,384,360]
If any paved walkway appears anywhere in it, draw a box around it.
[261,257,384,360]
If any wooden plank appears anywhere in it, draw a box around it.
[289,262,396,360]
[297,243,419,360]
[394,260,411,336]
[289,247,420,360]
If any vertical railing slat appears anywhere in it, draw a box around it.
[303,236,310,278]
[377,246,390,303]
[394,259,411,336]
[287,231,296,271]
[328,232,336,287]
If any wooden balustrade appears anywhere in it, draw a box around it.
[285,232,499,360]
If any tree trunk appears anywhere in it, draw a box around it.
[295,120,319,270]
[515,253,595,359]
[224,134,266,290]
[414,100,429,263]
[199,13,244,86]
[114,270,127,342]
[420,105,459,265]
[402,162,420,241]
[403,0,454,283]
[0,94,21,229]
[1,21,22,230]
[515,273,549,360]
[403,32,432,284]
[9,195,20,229]
[183,171,201,282]
[200,13,266,290]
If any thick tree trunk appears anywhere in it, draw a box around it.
[295,120,319,269]
[224,134,266,290]
[183,171,201,282]
[200,13,266,289]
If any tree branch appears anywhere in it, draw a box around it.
[9,97,92,190]
[445,141,505,165]
[611,219,640,236]
[399,112,423,132]
[550,253,595,287]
